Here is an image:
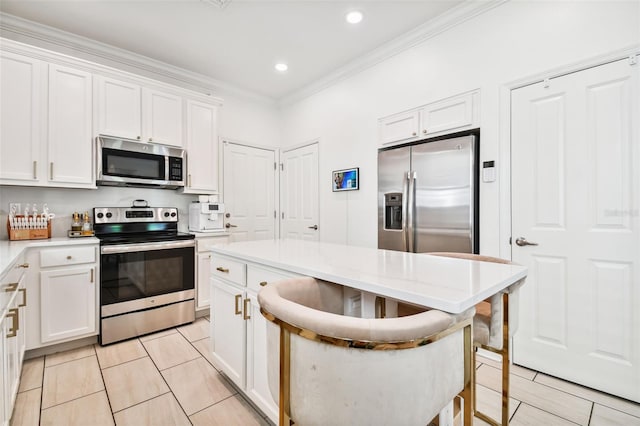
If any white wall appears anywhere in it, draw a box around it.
[280,0,640,253]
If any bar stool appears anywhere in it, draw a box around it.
[428,252,526,426]
[258,277,476,426]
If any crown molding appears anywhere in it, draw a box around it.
[279,0,509,107]
[0,12,276,105]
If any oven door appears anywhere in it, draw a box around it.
[100,240,195,316]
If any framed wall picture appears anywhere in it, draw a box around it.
[332,168,359,192]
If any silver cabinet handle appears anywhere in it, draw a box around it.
[33,161,37,179]
[50,162,54,180]
[308,225,318,230]
[515,237,538,247]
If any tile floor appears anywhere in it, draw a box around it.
[9,316,640,426]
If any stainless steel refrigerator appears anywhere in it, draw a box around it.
[378,134,478,253]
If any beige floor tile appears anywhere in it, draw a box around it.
[177,318,210,342]
[162,357,236,415]
[189,395,269,426]
[40,391,114,426]
[102,357,170,412]
[44,345,96,368]
[476,354,537,380]
[139,328,177,342]
[476,364,592,425]
[95,339,147,369]
[510,403,579,426]
[113,392,190,426]
[143,332,201,370]
[41,355,104,409]
[191,337,217,369]
[10,387,41,426]
[590,403,640,426]
[18,357,44,392]
[475,384,520,423]
[535,373,640,418]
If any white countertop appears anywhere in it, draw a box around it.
[211,239,528,314]
[0,237,99,278]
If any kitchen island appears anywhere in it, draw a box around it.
[208,239,528,425]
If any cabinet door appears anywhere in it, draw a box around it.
[96,76,141,140]
[246,291,278,423]
[40,265,96,343]
[142,88,183,147]
[184,100,219,193]
[0,52,43,184]
[378,109,421,146]
[48,64,93,186]
[4,296,20,415]
[196,251,212,310]
[421,91,476,136]
[0,314,5,426]
[210,279,245,387]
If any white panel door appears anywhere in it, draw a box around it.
[280,143,319,241]
[223,142,276,242]
[511,58,640,402]
[96,76,141,140]
[48,64,93,186]
[0,52,43,184]
[142,88,183,147]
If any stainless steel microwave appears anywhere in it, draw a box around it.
[96,135,185,189]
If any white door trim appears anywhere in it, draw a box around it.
[281,138,320,153]
[498,45,640,259]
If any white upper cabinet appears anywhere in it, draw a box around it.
[0,51,44,184]
[379,90,480,147]
[96,76,142,140]
[48,64,93,186]
[96,76,184,147]
[184,99,219,193]
[142,88,183,147]
[0,53,94,188]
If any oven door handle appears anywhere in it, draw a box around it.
[101,240,195,254]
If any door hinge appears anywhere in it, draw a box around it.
[274,162,276,170]
[274,210,276,219]
[281,212,284,219]
[280,163,284,171]
[509,236,512,245]
[629,55,638,66]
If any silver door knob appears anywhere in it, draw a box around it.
[225,223,238,228]
[515,237,538,246]
[308,225,318,230]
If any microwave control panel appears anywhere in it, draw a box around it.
[169,157,183,181]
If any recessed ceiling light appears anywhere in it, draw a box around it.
[346,10,363,24]
[275,63,288,72]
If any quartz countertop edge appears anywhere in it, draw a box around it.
[210,239,528,314]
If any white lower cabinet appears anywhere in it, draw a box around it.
[195,235,229,311]
[210,257,297,424]
[25,243,98,350]
[0,253,29,425]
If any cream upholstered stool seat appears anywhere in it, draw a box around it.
[428,252,526,426]
[258,277,475,426]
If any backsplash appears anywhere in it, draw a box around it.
[0,186,199,239]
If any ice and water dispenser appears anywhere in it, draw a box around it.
[384,193,403,230]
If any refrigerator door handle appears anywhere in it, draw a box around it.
[401,171,410,252]
[407,171,417,252]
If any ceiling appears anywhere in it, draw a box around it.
[0,0,465,101]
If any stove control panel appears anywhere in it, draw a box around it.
[93,207,179,224]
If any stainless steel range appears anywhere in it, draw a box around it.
[94,203,195,345]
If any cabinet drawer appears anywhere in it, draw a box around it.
[40,246,96,268]
[247,264,299,293]
[211,255,246,286]
[197,236,229,252]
